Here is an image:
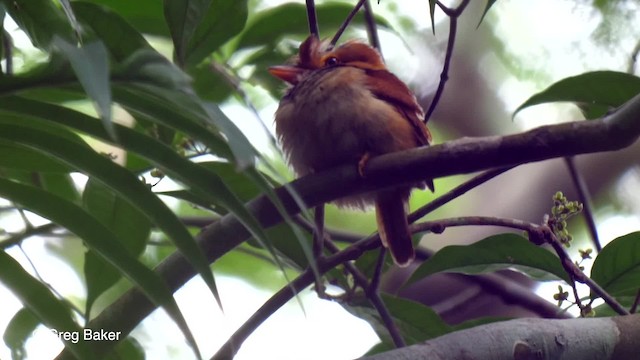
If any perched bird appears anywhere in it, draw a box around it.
[269,35,433,266]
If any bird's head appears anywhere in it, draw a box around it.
[269,35,386,85]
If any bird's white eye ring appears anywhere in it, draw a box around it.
[324,56,339,66]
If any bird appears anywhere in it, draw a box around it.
[269,35,433,267]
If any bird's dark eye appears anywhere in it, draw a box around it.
[324,57,339,66]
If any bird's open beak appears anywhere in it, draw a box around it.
[268,65,305,85]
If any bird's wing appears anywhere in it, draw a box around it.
[364,69,431,146]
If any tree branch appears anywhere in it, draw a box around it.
[425,0,470,123]
[57,93,640,359]
[360,314,640,360]
[564,156,601,251]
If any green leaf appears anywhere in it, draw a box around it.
[477,0,497,28]
[81,0,168,37]
[592,296,635,317]
[72,1,152,62]
[165,0,248,67]
[514,71,640,120]
[201,101,256,169]
[108,336,145,360]
[38,172,81,204]
[189,62,234,102]
[58,0,82,41]
[451,316,511,331]
[0,251,93,359]
[345,293,450,345]
[590,231,640,298]
[0,177,201,359]
[0,122,218,326]
[406,234,572,286]
[83,179,151,319]
[112,84,235,163]
[53,38,113,138]
[184,0,248,67]
[116,49,192,91]
[0,144,72,172]
[164,0,210,66]
[3,308,40,359]
[0,96,267,310]
[199,161,262,202]
[2,0,75,49]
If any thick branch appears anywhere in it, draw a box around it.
[62,94,640,358]
[360,314,640,360]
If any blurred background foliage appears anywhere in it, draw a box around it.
[0,0,639,359]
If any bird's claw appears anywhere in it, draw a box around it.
[358,152,371,177]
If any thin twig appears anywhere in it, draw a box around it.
[305,0,320,36]
[330,0,367,46]
[17,245,85,318]
[411,217,628,316]
[542,227,629,316]
[0,223,59,249]
[2,30,13,75]
[292,215,364,243]
[411,216,541,234]
[568,276,586,314]
[564,157,601,251]
[363,0,381,51]
[369,246,386,292]
[312,205,326,294]
[630,289,640,314]
[627,36,640,74]
[408,166,514,223]
[425,0,471,124]
[212,237,374,359]
[313,205,325,257]
[324,240,405,348]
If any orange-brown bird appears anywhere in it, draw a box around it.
[269,35,433,266]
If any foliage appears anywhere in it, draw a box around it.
[0,0,639,359]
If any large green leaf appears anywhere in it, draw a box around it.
[183,0,248,67]
[53,38,113,138]
[164,0,213,66]
[590,231,640,298]
[189,62,234,103]
[0,97,276,307]
[477,0,498,28]
[72,1,152,62]
[164,0,248,66]
[406,234,572,286]
[199,161,262,202]
[58,0,82,41]
[81,0,169,36]
[345,293,450,345]
[83,179,151,319]
[2,0,75,49]
[0,177,201,359]
[38,172,81,204]
[108,337,145,360]
[0,251,92,359]
[112,86,233,159]
[514,71,640,119]
[3,308,41,359]
[0,121,220,316]
[0,144,72,172]
[201,101,256,169]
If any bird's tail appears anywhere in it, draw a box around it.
[375,189,414,267]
